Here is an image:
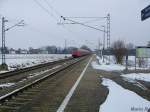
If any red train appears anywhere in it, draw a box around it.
[72,49,90,58]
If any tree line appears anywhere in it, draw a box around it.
[0,45,91,54]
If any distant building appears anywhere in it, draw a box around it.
[41,46,57,54]
[29,49,40,54]
[49,46,57,54]
[9,48,16,54]
[20,50,28,54]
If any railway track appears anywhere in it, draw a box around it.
[0,57,82,96]
[0,56,89,112]
[0,57,76,98]
[0,57,73,79]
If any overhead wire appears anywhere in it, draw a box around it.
[43,0,62,17]
[40,0,83,40]
[33,0,58,22]
[40,1,83,44]
[34,0,103,32]
[82,18,105,24]
[64,17,107,19]
[61,17,105,32]
[0,0,94,48]
[28,1,74,44]
[34,0,105,45]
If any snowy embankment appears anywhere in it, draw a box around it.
[0,54,71,72]
[122,73,150,82]
[92,61,125,71]
[120,69,150,87]
[92,56,149,71]
[91,56,125,71]
[99,78,150,112]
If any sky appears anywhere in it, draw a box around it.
[0,0,150,49]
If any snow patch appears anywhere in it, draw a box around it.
[27,65,62,79]
[0,54,71,72]
[17,65,62,83]
[91,61,125,71]
[95,55,150,71]
[0,83,15,88]
[122,73,150,82]
[99,78,150,112]
[91,55,125,71]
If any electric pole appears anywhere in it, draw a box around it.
[106,14,110,64]
[102,25,105,62]
[58,15,111,61]
[1,17,25,70]
[98,39,101,58]
[64,39,67,58]
[1,17,8,65]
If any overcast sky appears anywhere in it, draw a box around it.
[0,0,150,49]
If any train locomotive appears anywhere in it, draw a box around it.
[72,49,90,58]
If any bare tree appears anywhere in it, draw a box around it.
[112,40,127,64]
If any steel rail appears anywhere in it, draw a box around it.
[0,57,73,79]
[0,56,88,103]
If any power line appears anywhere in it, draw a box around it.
[82,18,105,24]
[34,0,107,47]
[65,17,107,19]
[32,0,84,44]
[33,0,58,22]
[35,0,91,41]
[40,0,86,41]
[42,0,76,33]
[61,16,105,32]
[43,0,62,17]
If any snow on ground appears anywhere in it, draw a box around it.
[122,73,150,82]
[92,61,125,71]
[0,83,15,88]
[17,65,62,84]
[28,65,61,79]
[91,56,125,71]
[109,55,150,70]
[0,54,71,71]
[0,71,9,74]
[99,78,150,112]
[93,55,150,71]
[122,77,148,90]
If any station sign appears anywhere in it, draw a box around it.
[141,5,150,21]
[136,46,150,58]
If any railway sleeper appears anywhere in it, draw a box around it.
[17,95,35,99]
[4,102,25,108]
[0,105,19,111]
[11,97,33,102]
[23,91,38,95]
